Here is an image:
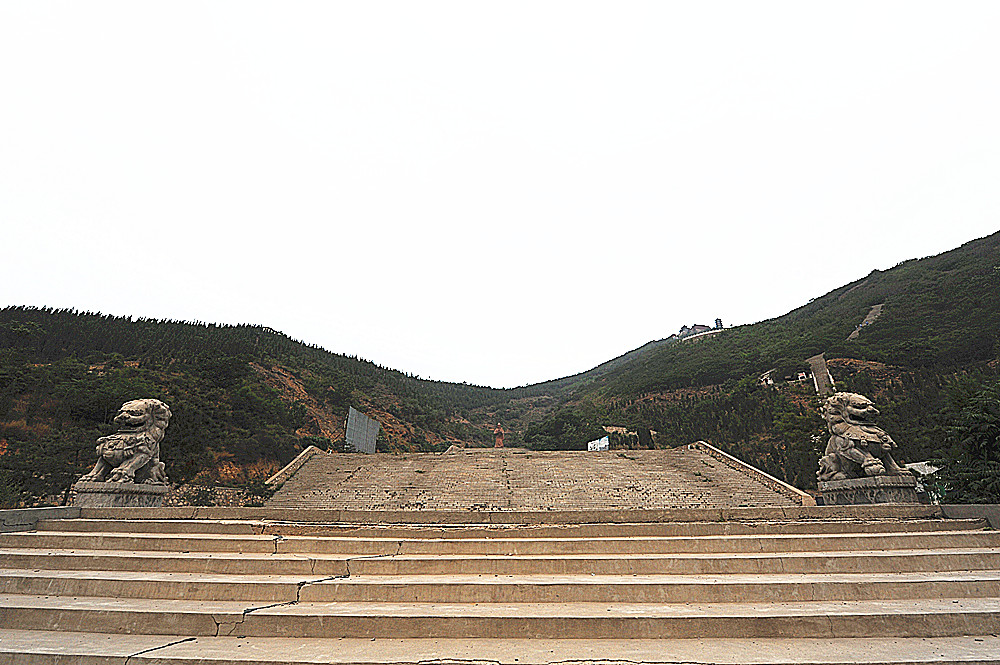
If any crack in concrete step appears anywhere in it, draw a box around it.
[123,636,197,665]
[211,572,363,637]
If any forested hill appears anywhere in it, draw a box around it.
[520,230,1000,496]
[2,230,999,506]
[597,230,1000,396]
[0,308,541,504]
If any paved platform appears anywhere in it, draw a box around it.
[266,447,805,510]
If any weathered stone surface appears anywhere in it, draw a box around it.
[267,447,801,511]
[78,399,171,485]
[71,481,169,508]
[817,392,912,483]
[0,506,80,532]
[691,441,815,505]
[942,503,1000,529]
[819,475,919,505]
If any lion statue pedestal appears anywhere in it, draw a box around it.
[71,399,172,508]
[818,474,918,505]
[816,392,918,505]
[71,481,169,508]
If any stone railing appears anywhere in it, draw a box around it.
[689,440,816,506]
[265,445,326,486]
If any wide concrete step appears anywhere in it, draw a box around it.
[3,630,1000,665]
[70,505,953,524]
[0,548,347,576]
[0,531,279,554]
[5,529,998,555]
[2,569,997,604]
[5,547,1000,576]
[35,517,988,538]
[37,519,272,536]
[298,571,1000,604]
[0,569,322,602]
[2,594,998,639]
[347,548,1000,576]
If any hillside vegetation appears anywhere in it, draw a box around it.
[597,232,1000,396]
[0,312,525,504]
[523,231,1000,492]
[1,230,998,506]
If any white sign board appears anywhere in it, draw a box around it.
[587,436,609,451]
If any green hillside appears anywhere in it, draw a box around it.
[599,231,1000,396]
[0,311,525,505]
[523,230,1000,491]
[1,231,999,506]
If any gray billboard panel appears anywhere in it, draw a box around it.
[346,406,380,454]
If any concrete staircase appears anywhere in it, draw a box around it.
[1,507,999,664]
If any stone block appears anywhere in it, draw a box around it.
[71,482,169,508]
[0,507,80,532]
[941,504,1000,529]
[819,475,919,505]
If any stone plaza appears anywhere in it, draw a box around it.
[266,443,812,512]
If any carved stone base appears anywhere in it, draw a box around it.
[819,475,919,506]
[71,482,169,508]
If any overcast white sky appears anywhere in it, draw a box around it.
[2,2,999,388]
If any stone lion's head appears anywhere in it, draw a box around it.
[824,392,881,433]
[113,399,171,442]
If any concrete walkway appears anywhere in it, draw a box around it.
[807,354,835,396]
[848,303,885,340]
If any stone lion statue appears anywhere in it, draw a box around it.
[79,399,171,484]
[817,392,910,482]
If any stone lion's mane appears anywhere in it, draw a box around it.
[137,400,171,443]
[824,393,874,436]
[104,400,171,449]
